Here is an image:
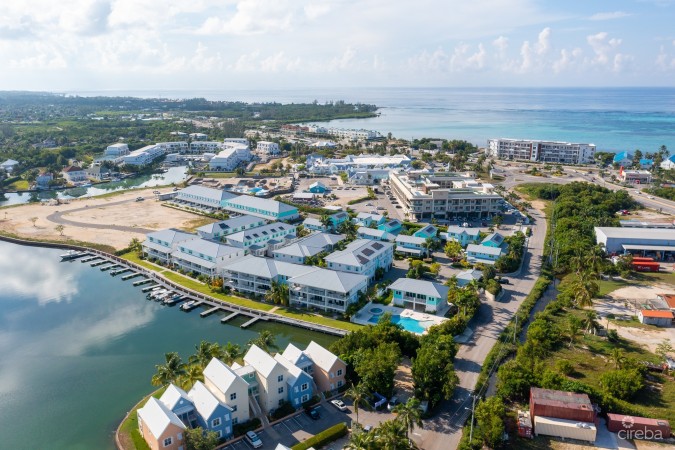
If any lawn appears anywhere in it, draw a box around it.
[118,387,166,450]
[275,308,363,332]
[9,179,29,190]
[120,252,166,273]
[597,279,629,296]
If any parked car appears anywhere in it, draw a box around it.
[377,206,385,210]
[331,399,347,411]
[481,222,488,226]
[395,205,402,209]
[497,278,510,285]
[308,408,320,420]
[135,197,144,202]
[245,431,263,449]
[387,396,400,411]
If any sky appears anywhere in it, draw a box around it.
[0,0,674,91]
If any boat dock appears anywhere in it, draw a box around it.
[80,256,99,263]
[165,295,188,306]
[100,264,118,272]
[121,272,141,281]
[110,268,131,276]
[91,260,107,267]
[141,284,159,292]
[241,316,266,329]
[181,300,203,312]
[200,306,223,317]
[221,312,239,323]
[133,278,152,286]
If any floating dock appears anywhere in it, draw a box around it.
[133,278,152,287]
[141,284,159,292]
[100,264,117,271]
[241,316,265,329]
[121,272,141,281]
[111,268,131,276]
[221,312,239,323]
[200,306,222,318]
[80,256,99,263]
[181,300,203,312]
[91,260,107,267]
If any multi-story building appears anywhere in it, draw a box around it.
[302,341,347,394]
[389,171,503,221]
[256,141,280,157]
[174,185,239,210]
[466,244,504,264]
[122,144,166,166]
[244,345,289,413]
[441,226,481,247]
[273,354,314,407]
[281,344,314,375]
[197,215,266,241]
[324,239,394,282]
[306,154,410,175]
[395,235,428,257]
[224,222,296,256]
[190,132,208,141]
[172,239,245,277]
[137,397,186,450]
[158,141,189,154]
[357,227,395,242]
[104,143,129,157]
[487,138,596,164]
[187,381,234,439]
[222,255,316,297]
[223,195,300,222]
[62,165,86,183]
[208,143,252,171]
[389,278,449,315]
[189,141,222,154]
[288,268,368,313]
[353,212,386,228]
[272,232,345,264]
[620,169,652,184]
[203,358,250,425]
[142,228,196,265]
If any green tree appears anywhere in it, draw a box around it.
[375,419,414,449]
[179,364,204,391]
[151,352,187,387]
[601,368,644,400]
[491,215,503,229]
[474,396,506,449]
[129,237,142,255]
[412,334,459,408]
[609,348,626,369]
[55,224,65,236]
[185,427,220,450]
[320,214,332,230]
[444,240,462,259]
[189,340,222,369]
[655,339,673,365]
[222,342,241,365]
[344,383,370,425]
[353,342,401,396]
[265,280,289,306]
[567,270,598,308]
[248,330,276,352]
[393,398,423,440]
[581,310,600,335]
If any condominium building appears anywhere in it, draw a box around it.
[222,255,316,297]
[223,222,296,255]
[172,239,245,277]
[142,228,196,265]
[389,171,503,221]
[174,186,239,210]
[306,154,410,175]
[202,358,250,425]
[223,196,300,222]
[208,143,252,171]
[189,141,222,154]
[122,144,166,166]
[487,138,596,164]
[324,239,394,282]
[288,268,368,313]
[243,345,289,413]
[256,141,280,157]
[197,215,266,241]
[158,141,189,154]
[104,143,129,157]
[389,278,450,315]
[272,232,345,264]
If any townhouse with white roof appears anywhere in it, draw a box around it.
[189,141,222,154]
[187,381,234,439]
[137,397,186,450]
[281,343,314,375]
[174,185,239,210]
[272,232,345,264]
[465,244,504,264]
[389,278,449,315]
[244,345,289,413]
[395,234,428,258]
[357,227,395,242]
[171,239,245,277]
[197,215,267,241]
[288,268,368,313]
[224,222,296,256]
[441,226,481,247]
[142,228,196,265]
[324,239,394,282]
[223,195,300,222]
[222,255,315,297]
[273,354,314,407]
[122,144,166,166]
[159,384,195,426]
[302,341,347,394]
[203,358,250,425]
[353,212,386,228]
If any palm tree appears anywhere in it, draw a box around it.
[376,419,414,449]
[423,238,435,257]
[565,316,583,348]
[265,280,289,306]
[151,352,187,387]
[568,270,599,308]
[320,214,332,230]
[221,342,241,365]
[179,364,204,391]
[344,383,369,425]
[610,348,625,369]
[393,398,423,440]
[189,341,218,369]
[585,245,605,275]
[581,310,600,335]
[129,237,142,256]
[346,428,374,450]
[248,330,276,352]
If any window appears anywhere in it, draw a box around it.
[336,369,343,376]
[163,437,173,447]
[301,383,308,391]
[216,430,223,438]
[278,375,284,382]
[278,387,284,394]
[177,433,183,441]
[232,405,237,412]
[230,393,237,401]
[232,417,238,425]
[301,394,310,403]
[212,417,221,427]
[337,380,343,388]
[279,399,285,406]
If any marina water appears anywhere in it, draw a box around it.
[0,241,335,450]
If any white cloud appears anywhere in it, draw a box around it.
[588,11,631,21]
[552,47,583,73]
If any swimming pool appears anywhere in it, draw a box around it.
[368,314,427,334]
[370,307,384,314]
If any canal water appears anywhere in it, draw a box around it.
[0,166,188,207]
[0,241,336,450]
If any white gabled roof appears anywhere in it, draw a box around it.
[324,239,393,267]
[226,222,295,243]
[203,357,242,393]
[466,243,503,256]
[274,354,305,385]
[244,344,282,379]
[137,397,186,439]
[197,215,264,235]
[444,226,479,236]
[388,278,449,299]
[145,228,196,246]
[281,343,305,365]
[159,384,193,413]
[303,341,343,373]
[188,381,230,419]
[395,234,426,245]
[223,255,316,278]
[226,195,298,214]
[288,268,367,293]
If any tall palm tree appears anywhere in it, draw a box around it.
[585,245,605,275]
[565,317,582,348]
[265,280,289,306]
[610,348,625,369]
[423,238,435,257]
[581,310,600,335]
[248,330,276,352]
[179,364,204,391]
[568,270,599,308]
[221,342,241,365]
[344,383,369,425]
[151,352,186,387]
[189,340,217,369]
[320,214,332,230]
[375,419,415,450]
[345,428,374,450]
[393,398,423,440]
[129,237,142,256]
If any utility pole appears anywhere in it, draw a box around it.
[469,393,477,443]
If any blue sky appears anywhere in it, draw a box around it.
[0,0,673,91]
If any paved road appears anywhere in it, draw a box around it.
[45,198,154,233]
[412,204,548,450]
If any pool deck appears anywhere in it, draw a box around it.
[351,302,447,334]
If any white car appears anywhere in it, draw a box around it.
[648,196,655,199]
[331,399,347,411]
[245,431,263,449]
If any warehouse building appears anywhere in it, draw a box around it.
[594,227,675,261]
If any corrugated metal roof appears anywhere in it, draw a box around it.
[388,278,449,299]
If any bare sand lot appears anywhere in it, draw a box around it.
[0,188,211,250]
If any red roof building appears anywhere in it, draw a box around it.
[530,388,596,423]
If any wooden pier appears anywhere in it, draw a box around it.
[141,284,159,292]
[91,260,107,267]
[111,268,131,276]
[133,279,152,287]
[80,256,99,263]
[241,316,266,329]
[100,264,116,271]
[200,306,222,317]
[221,312,240,323]
[121,272,142,281]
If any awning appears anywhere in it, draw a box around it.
[396,246,423,256]
[622,244,675,251]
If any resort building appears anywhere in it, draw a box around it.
[142,228,196,265]
[62,165,86,183]
[389,171,503,221]
[281,344,314,375]
[122,144,165,166]
[395,234,429,257]
[619,169,652,184]
[594,227,675,259]
[196,215,267,241]
[256,141,280,157]
[466,244,504,264]
[324,239,394,282]
[357,227,395,242]
[223,222,296,255]
[104,143,129,157]
[187,381,234,439]
[223,195,300,222]
[353,212,386,228]
[190,132,208,140]
[203,358,250,425]
[208,143,252,171]
[306,154,410,175]
[222,255,315,297]
[288,268,368,313]
[189,141,222,154]
[350,169,391,185]
[389,278,449,314]
[273,354,315,407]
[158,142,189,154]
[302,341,347,394]
[244,345,289,413]
[174,185,239,210]
[441,226,481,247]
[272,232,345,264]
[171,239,245,277]
[137,397,186,450]
[487,138,596,164]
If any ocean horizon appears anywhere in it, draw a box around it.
[62,87,675,153]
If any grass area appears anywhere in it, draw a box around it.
[9,179,30,190]
[179,217,216,232]
[120,252,167,273]
[275,308,363,332]
[597,279,630,296]
[118,386,166,450]
[609,317,665,331]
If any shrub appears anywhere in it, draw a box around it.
[270,401,296,421]
[291,423,348,450]
[601,369,644,400]
[555,359,574,376]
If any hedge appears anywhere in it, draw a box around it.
[291,422,348,450]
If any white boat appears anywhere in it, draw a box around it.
[60,250,84,260]
[180,300,196,311]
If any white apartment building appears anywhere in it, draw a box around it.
[171,239,245,277]
[122,144,166,166]
[324,239,394,283]
[487,138,596,164]
[197,215,266,241]
[256,141,280,157]
[327,128,379,140]
[208,143,252,171]
[224,138,249,146]
[243,345,289,413]
[190,132,208,140]
[288,268,368,313]
[158,141,189,154]
[306,154,411,175]
[389,171,503,221]
[142,228,196,265]
[224,222,296,255]
[272,232,345,264]
[104,143,129,157]
[189,141,223,154]
[222,255,316,297]
[203,358,250,425]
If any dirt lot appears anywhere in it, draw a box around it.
[0,187,209,250]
